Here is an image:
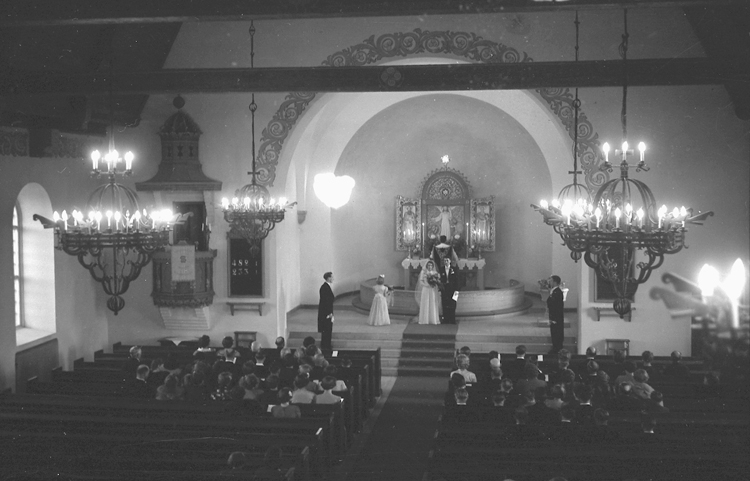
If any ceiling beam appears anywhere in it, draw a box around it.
[2,58,743,96]
[1,0,743,27]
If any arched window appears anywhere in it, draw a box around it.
[15,183,56,347]
[13,205,22,327]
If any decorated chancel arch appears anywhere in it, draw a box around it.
[255,29,608,190]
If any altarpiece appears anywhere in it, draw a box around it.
[396,160,495,290]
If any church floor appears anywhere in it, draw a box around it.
[288,293,578,356]
[330,375,446,481]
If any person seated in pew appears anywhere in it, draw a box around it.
[544,384,566,411]
[337,357,355,381]
[605,349,627,381]
[570,384,595,425]
[303,336,317,349]
[156,373,185,401]
[518,390,556,426]
[450,354,477,384]
[591,370,613,407]
[216,336,241,365]
[240,374,264,401]
[311,353,329,380]
[614,361,637,387]
[504,345,528,382]
[297,362,319,390]
[266,361,283,385]
[193,335,214,360]
[442,388,481,423]
[483,390,514,424]
[644,390,669,413]
[512,363,546,399]
[445,373,467,406]
[122,345,143,380]
[226,385,264,416]
[631,369,655,400]
[211,371,234,401]
[271,389,302,419]
[559,369,579,404]
[573,347,598,378]
[306,344,322,358]
[548,357,572,385]
[291,374,315,404]
[485,358,504,384]
[275,336,286,356]
[580,361,600,386]
[662,350,691,379]
[254,352,269,380]
[183,371,210,403]
[607,382,644,412]
[313,376,343,404]
[453,346,472,368]
[259,374,281,407]
[488,349,499,361]
[279,353,297,389]
[639,350,657,378]
[317,365,347,392]
[252,446,287,481]
[126,364,153,399]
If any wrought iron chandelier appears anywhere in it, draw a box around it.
[221,21,296,254]
[34,124,173,315]
[531,10,713,318]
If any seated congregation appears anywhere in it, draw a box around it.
[432,345,748,481]
[2,335,381,480]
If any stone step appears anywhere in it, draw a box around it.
[396,366,450,377]
[402,332,456,341]
[401,340,455,350]
[455,334,576,343]
[398,357,454,368]
[288,331,403,341]
[399,348,455,359]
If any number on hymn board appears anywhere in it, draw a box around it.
[228,237,262,296]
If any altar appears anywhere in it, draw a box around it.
[355,277,531,319]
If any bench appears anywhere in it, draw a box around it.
[226,299,265,315]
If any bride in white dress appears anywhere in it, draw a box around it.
[367,275,391,326]
[416,261,441,325]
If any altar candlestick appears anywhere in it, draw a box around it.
[466,222,469,257]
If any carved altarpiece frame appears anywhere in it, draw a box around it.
[470,196,496,252]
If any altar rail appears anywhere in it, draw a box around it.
[356,278,530,318]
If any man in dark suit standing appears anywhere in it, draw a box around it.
[440,258,458,324]
[547,275,565,354]
[318,272,335,350]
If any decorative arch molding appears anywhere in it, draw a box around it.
[418,166,472,201]
[258,28,607,189]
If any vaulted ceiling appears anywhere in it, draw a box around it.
[0,0,748,136]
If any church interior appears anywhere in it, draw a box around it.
[1,1,748,480]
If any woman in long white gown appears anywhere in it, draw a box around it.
[417,261,441,325]
[367,275,391,326]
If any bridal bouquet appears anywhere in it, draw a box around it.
[426,272,443,289]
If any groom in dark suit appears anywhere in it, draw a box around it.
[441,258,458,324]
[547,275,565,354]
[318,272,335,350]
